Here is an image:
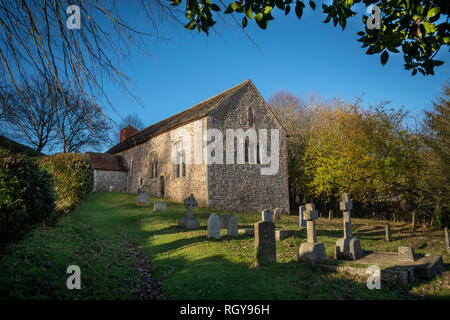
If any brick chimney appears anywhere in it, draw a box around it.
[120,125,138,143]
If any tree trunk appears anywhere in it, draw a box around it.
[412,209,416,232]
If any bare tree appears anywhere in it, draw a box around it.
[0,77,58,152]
[53,90,112,153]
[119,113,145,131]
[111,113,145,144]
[0,1,177,118]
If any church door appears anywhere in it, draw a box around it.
[159,176,165,197]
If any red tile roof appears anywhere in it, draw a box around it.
[86,152,128,171]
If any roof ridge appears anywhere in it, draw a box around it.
[138,79,251,132]
[106,79,252,154]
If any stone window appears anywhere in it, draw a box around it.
[257,143,260,164]
[244,138,249,163]
[244,138,260,164]
[248,107,254,127]
[174,141,186,178]
[150,152,158,178]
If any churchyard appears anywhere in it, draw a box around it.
[0,192,449,300]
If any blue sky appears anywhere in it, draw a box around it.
[103,4,449,140]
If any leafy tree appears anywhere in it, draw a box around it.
[422,84,450,227]
[173,0,449,75]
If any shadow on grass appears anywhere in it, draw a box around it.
[151,251,411,300]
[75,193,431,299]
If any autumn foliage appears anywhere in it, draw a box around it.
[270,86,449,228]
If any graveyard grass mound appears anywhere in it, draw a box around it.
[0,192,449,300]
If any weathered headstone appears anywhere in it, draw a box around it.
[328,210,333,220]
[445,227,449,254]
[255,220,276,266]
[154,201,166,212]
[227,215,238,237]
[386,224,391,242]
[298,203,327,264]
[299,205,306,228]
[137,187,150,206]
[273,208,283,220]
[109,186,116,192]
[178,194,200,230]
[219,214,231,229]
[398,246,415,262]
[207,213,221,239]
[335,193,363,260]
[262,210,273,222]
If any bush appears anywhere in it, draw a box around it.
[38,153,93,215]
[0,148,55,246]
[435,206,450,228]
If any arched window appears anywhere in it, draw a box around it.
[257,143,260,164]
[149,152,158,178]
[248,107,254,127]
[174,141,186,178]
[244,139,259,164]
[244,138,249,163]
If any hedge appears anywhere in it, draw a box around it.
[38,153,93,215]
[0,148,55,246]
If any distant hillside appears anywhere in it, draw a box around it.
[0,135,44,157]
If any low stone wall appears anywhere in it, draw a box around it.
[93,169,127,192]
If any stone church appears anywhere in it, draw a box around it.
[88,80,289,213]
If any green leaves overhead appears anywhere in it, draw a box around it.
[295,1,305,20]
[381,50,389,66]
[171,0,449,75]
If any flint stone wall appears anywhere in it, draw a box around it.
[206,83,289,213]
[93,169,127,192]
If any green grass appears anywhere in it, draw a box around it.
[0,211,141,299]
[1,192,449,299]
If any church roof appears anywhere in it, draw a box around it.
[107,79,252,154]
[87,152,128,171]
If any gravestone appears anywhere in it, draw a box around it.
[109,186,116,192]
[262,210,273,222]
[207,213,221,239]
[273,208,283,220]
[227,215,238,237]
[298,203,327,264]
[154,201,166,212]
[275,230,300,241]
[386,224,391,242]
[178,194,200,230]
[328,210,333,220]
[445,227,449,254]
[137,186,150,206]
[219,214,231,229]
[398,246,415,262]
[255,220,276,266]
[335,193,363,260]
[299,205,306,228]
[238,228,254,236]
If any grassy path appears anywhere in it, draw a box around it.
[1,192,449,299]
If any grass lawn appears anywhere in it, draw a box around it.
[1,192,449,299]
